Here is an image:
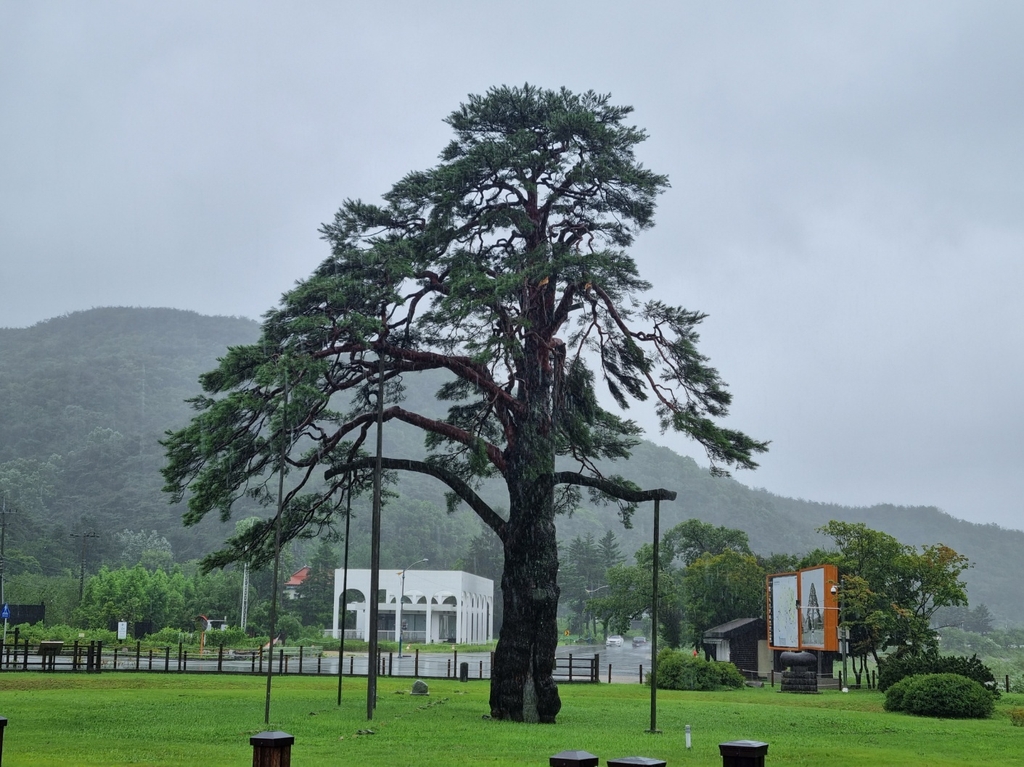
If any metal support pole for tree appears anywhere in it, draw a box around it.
[367,345,385,720]
[264,366,288,725]
[337,483,352,706]
[240,562,250,631]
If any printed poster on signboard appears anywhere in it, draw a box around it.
[768,573,799,649]
[799,567,826,648]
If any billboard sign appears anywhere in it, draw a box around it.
[767,564,839,652]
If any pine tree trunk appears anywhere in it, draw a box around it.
[489,326,562,722]
[489,481,561,722]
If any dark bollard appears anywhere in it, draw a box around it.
[250,730,294,767]
[719,740,769,767]
[459,661,469,682]
[550,750,599,767]
[1,715,7,764]
[608,758,666,767]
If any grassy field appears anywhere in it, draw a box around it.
[1,674,1023,766]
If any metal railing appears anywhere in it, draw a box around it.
[0,639,601,683]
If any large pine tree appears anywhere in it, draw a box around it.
[162,84,766,722]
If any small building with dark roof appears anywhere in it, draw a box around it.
[702,617,768,678]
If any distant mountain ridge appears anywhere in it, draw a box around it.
[1,307,1019,623]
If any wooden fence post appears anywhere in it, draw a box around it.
[250,730,294,767]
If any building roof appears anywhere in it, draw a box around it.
[702,617,765,640]
[284,566,311,588]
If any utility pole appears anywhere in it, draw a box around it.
[1,496,11,645]
[70,531,99,601]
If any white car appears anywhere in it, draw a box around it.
[605,634,624,647]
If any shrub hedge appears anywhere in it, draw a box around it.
[884,673,994,719]
[877,650,998,697]
[651,648,745,691]
[882,675,917,712]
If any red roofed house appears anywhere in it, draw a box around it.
[283,566,311,600]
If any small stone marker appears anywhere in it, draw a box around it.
[607,757,666,767]
[549,749,599,767]
[411,679,429,695]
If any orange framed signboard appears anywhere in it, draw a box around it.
[767,564,839,652]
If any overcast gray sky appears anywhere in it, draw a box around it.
[2,2,1021,530]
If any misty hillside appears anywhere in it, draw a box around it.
[1,307,1021,623]
[0,308,261,565]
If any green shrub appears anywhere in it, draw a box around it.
[650,648,744,691]
[899,674,994,719]
[714,660,746,688]
[883,675,919,712]
[202,627,253,648]
[6,624,117,645]
[878,650,998,697]
[144,628,197,646]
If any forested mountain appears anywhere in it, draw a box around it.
[0,308,261,568]
[1,307,1021,624]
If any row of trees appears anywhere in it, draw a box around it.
[559,519,971,687]
[5,526,504,644]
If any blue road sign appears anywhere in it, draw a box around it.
[1,604,9,620]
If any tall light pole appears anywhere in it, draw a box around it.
[585,584,610,639]
[397,558,428,657]
[648,498,661,734]
[830,584,848,688]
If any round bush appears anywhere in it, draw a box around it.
[883,675,919,712]
[878,650,997,697]
[714,661,746,689]
[901,673,994,719]
[651,648,744,691]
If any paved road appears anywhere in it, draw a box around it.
[563,642,653,683]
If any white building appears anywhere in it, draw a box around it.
[328,569,494,645]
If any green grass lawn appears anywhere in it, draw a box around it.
[1,674,1023,766]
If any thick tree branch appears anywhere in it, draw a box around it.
[324,457,506,535]
[552,471,676,502]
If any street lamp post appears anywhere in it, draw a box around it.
[585,584,610,639]
[397,558,428,658]
[830,584,848,688]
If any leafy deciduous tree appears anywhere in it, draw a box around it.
[663,519,753,567]
[817,521,969,683]
[680,550,765,648]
